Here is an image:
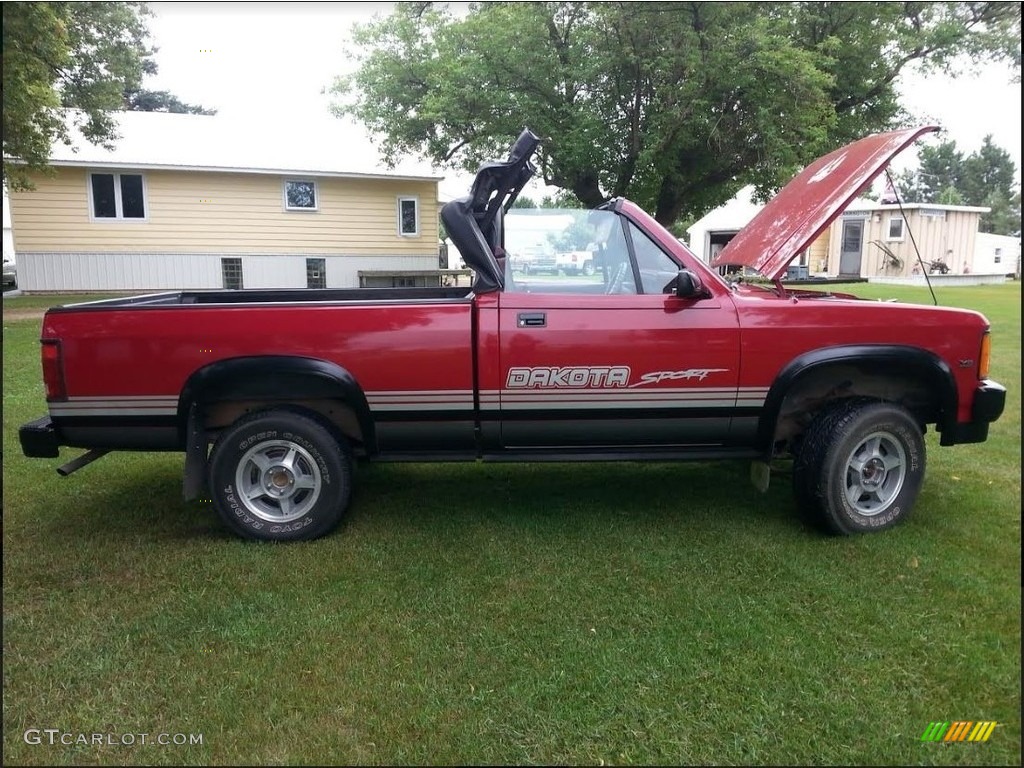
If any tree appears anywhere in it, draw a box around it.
[513,190,584,209]
[892,135,1020,234]
[123,88,217,115]
[980,189,1022,235]
[3,2,152,189]
[511,195,538,209]
[936,186,965,206]
[960,136,1018,205]
[915,140,966,201]
[541,189,585,209]
[891,168,928,204]
[335,1,1020,226]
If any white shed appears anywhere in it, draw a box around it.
[974,232,1020,276]
[2,189,14,265]
[685,185,762,263]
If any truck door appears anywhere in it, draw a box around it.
[497,210,741,449]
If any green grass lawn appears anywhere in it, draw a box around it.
[1,292,138,311]
[3,283,1020,765]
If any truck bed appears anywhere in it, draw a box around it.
[47,286,474,312]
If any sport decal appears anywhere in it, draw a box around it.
[629,369,730,386]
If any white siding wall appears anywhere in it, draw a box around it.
[826,208,984,278]
[17,252,437,292]
[973,232,1019,275]
[2,187,14,265]
[325,255,438,287]
[685,186,762,261]
[3,227,14,261]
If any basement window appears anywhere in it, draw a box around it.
[221,258,243,289]
[89,173,147,220]
[306,258,326,289]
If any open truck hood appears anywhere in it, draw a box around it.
[711,126,939,280]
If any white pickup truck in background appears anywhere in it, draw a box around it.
[554,249,596,276]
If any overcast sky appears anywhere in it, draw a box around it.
[136,1,1024,192]
[6,3,1017,231]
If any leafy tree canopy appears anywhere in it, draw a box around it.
[3,2,151,188]
[335,1,1020,225]
[511,195,538,209]
[513,190,586,209]
[3,2,214,190]
[894,136,1021,235]
[124,88,217,115]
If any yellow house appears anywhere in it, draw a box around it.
[7,112,442,292]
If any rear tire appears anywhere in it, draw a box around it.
[793,399,925,535]
[208,410,353,541]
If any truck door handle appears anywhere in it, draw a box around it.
[517,312,547,328]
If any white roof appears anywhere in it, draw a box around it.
[41,110,448,185]
[844,199,990,213]
[686,186,991,237]
[686,186,763,234]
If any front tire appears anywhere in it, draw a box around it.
[793,400,925,535]
[208,410,353,541]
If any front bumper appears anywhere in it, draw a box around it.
[20,415,60,458]
[941,379,1007,445]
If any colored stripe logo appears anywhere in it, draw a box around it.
[921,721,998,742]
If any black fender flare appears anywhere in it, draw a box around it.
[177,355,376,452]
[756,344,958,451]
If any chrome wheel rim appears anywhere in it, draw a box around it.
[235,440,322,523]
[843,431,906,516]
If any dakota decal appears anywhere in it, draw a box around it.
[505,366,730,389]
[506,366,631,389]
[629,369,730,386]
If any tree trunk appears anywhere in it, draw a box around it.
[654,181,685,226]
[568,170,607,209]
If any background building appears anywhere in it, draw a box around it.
[6,112,446,292]
[686,185,1008,283]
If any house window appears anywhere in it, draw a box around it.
[306,258,326,289]
[221,258,243,289]
[886,216,905,241]
[994,254,1002,264]
[284,180,318,210]
[89,173,146,219]
[398,197,419,236]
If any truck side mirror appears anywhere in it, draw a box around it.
[669,269,707,298]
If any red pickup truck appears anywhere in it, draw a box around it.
[19,127,1006,541]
